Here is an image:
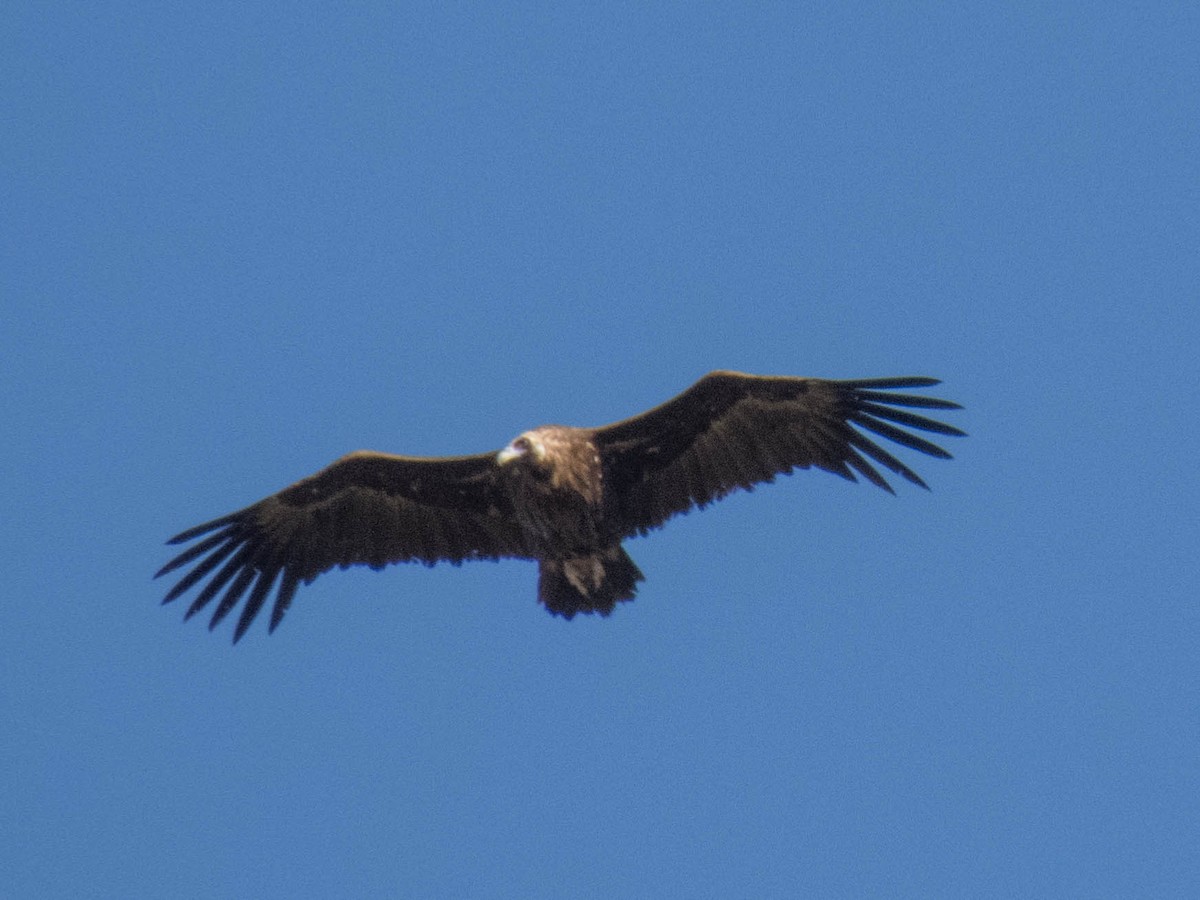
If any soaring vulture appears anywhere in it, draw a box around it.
[157,372,964,641]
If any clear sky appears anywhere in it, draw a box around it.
[4,3,1197,897]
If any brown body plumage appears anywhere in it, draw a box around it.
[156,371,965,641]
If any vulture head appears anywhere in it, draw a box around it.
[496,431,547,467]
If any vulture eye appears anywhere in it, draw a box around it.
[514,437,530,450]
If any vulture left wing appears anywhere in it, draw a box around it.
[595,371,964,538]
[156,450,526,642]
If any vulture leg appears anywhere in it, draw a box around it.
[538,546,645,618]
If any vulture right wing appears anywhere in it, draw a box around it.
[155,450,528,642]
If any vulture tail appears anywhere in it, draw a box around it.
[538,546,645,618]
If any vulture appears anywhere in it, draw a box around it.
[157,371,964,641]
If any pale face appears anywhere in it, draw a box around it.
[496,431,546,466]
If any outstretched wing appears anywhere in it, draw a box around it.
[155,450,528,642]
[596,371,965,538]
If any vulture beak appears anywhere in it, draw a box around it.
[497,441,526,466]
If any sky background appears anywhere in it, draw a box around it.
[3,3,1197,897]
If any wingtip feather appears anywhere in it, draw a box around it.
[166,513,240,545]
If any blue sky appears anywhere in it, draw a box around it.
[3,3,1197,897]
